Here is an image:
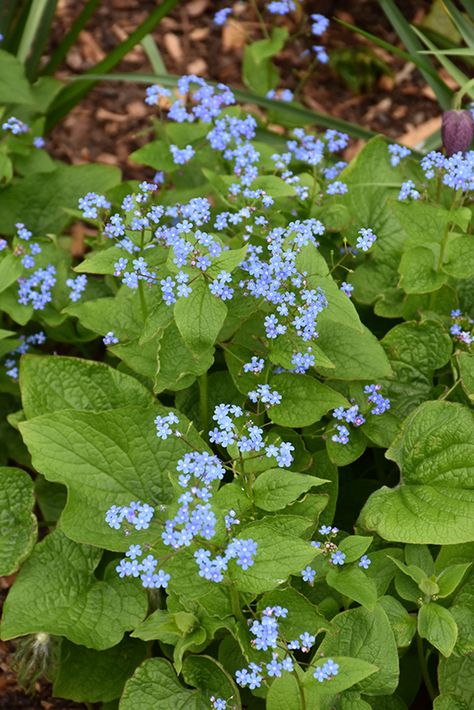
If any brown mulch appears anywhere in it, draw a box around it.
[45,0,444,177]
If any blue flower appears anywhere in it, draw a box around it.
[301,566,316,584]
[356,227,377,251]
[103,331,119,346]
[359,554,371,569]
[330,550,346,566]
[388,144,411,166]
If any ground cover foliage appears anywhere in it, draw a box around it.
[0,8,474,710]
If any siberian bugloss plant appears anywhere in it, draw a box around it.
[0,33,473,710]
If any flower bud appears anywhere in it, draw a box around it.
[442,109,474,156]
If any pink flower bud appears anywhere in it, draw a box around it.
[442,110,474,156]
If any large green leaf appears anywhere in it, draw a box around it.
[174,278,227,356]
[0,530,146,649]
[457,352,474,402]
[318,605,399,695]
[304,657,379,695]
[20,355,152,418]
[268,373,348,427]
[231,520,317,594]
[326,567,378,611]
[358,401,474,544]
[120,658,207,710]
[438,655,474,708]
[154,320,214,393]
[181,655,241,709]
[53,637,146,702]
[398,247,447,294]
[0,467,37,576]
[252,469,327,511]
[19,404,204,550]
[242,27,288,95]
[378,596,416,648]
[381,320,452,417]
[308,272,392,380]
[0,164,120,235]
[338,137,409,305]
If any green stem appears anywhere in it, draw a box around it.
[438,378,460,401]
[198,372,208,437]
[249,0,270,38]
[293,668,307,710]
[229,584,246,624]
[417,634,437,702]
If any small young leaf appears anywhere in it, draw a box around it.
[418,603,458,657]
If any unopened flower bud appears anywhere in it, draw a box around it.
[442,110,474,156]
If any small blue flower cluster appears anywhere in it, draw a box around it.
[4,331,46,380]
[364,383,391,415]
[195,537,258,582]
[103,331,119,346]
[311,13,330,36]
[248,383,282,407]
[66,274,87,302]
[331,385,390,445]
[388,144,411,167]
[154,412,180,439]
[116,544,170,590]
[356,227,377,252]
[18,264,56,310]
[301,527,372,581]
[78,192,111,219]
[236,606,295,688]
[340,281,354,298]
[2,117,29,135]
[105,504,171,588]
[314,658,339,682]
[170,144,195,165]
[450,309,473,346]
[208,402,295,466]
[106,501,154,531]
[398,179,420,201]
[266,88,294,102]
[210,696,227,710]
[290,347,315,373]
[395,149,474,196]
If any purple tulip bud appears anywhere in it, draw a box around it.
[442,110,474,156]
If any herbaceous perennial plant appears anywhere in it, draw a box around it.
[0,35,473,710]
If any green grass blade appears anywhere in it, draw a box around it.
[412,25,473,98]
[459,0,474,21]
[45,0,181,129]
[335,18,447,83]
[41,0,102,75]
[66,71,379,140]
[16,0,56,65]
[0,0,21,39]
[378,0,453,108]
[141,34,168,75]
[24,0,58,78]
[441,0,474,47]
[419,47,474,55]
